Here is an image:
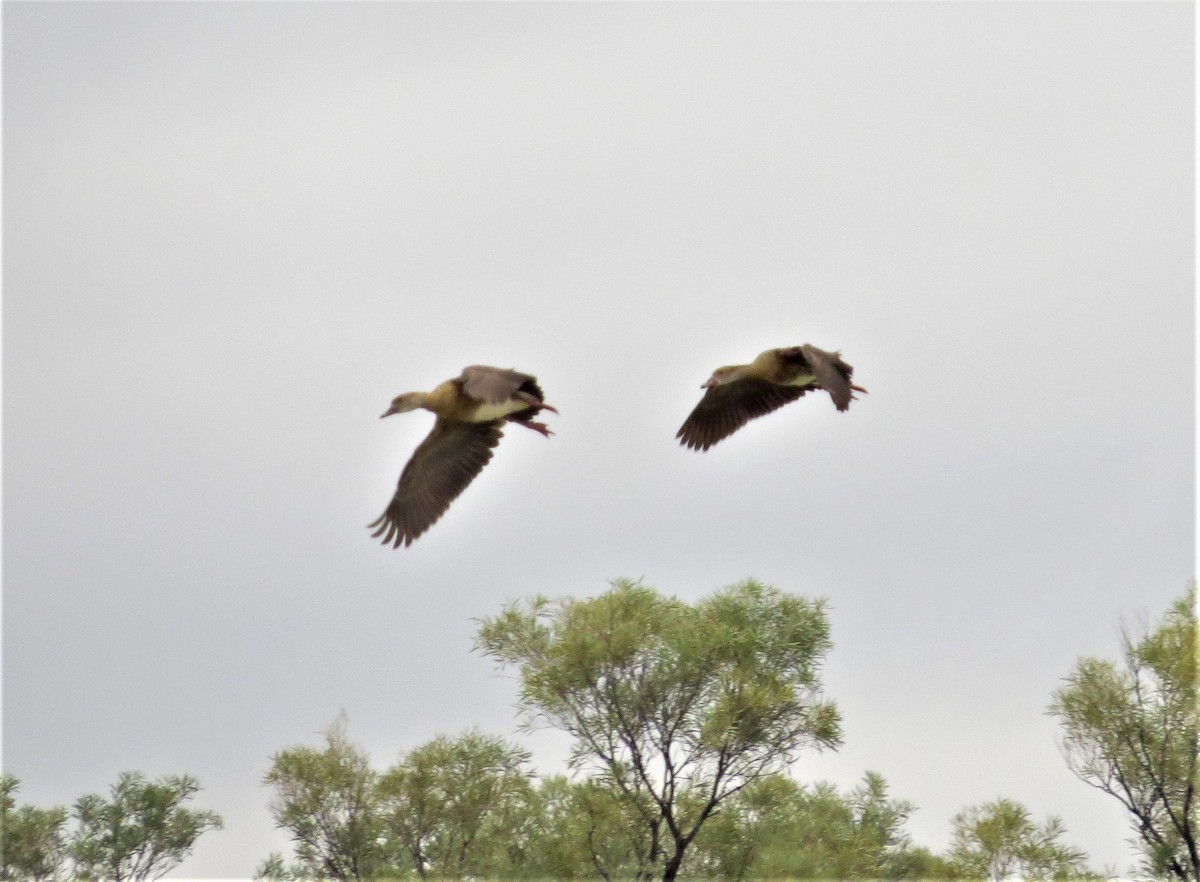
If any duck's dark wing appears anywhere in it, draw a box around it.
[369,420,504,547]
[676,379,808,451]
[780,345,857,411]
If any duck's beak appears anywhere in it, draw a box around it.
[380,406,398,419]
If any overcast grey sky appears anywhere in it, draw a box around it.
[3,2,1194,877]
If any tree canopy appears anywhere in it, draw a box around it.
[262,716,383,881]
[947,797,1093,881]
[475,578,841,881]
[1048,584,1198,881]
[1,776,69,882]
[377,729,532,878]
[21,579,1195,879]
[70,772,222,882]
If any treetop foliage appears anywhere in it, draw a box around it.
[1048,583,1198,881]
[475,578,844,880]
[11,580,1194,881]
[1,771,221,882]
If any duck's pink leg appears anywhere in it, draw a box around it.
[513,419,553,437]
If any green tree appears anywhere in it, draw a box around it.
[377,730,531,879]
[1048,585,1198,881]
[578,778,667,880]
[946,798,1093,881]
[476,578,841,882]
[679,774,796,880]
[685,772,926,879]
[263,716,383,881]
[1,775,70,882]
[462,773,653,880]
[252,852,320,881]
[70,772,222,882]
[771,772,922,878]
[493,775,591,879]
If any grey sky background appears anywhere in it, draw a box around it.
[3,2,1193,877]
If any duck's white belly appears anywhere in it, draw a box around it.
[785,372,817,387]
[472,399,527,421]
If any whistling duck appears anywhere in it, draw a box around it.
[677,344,866,452]
[369,365,557,547]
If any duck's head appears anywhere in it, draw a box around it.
[380,392,426,418]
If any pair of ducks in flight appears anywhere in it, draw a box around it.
[369,344,867,548]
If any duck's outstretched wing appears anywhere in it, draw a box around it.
[369,420,504,547]
[676,380,808,451]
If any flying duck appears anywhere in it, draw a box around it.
[369,365,557,547]
[676,344,866,452]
